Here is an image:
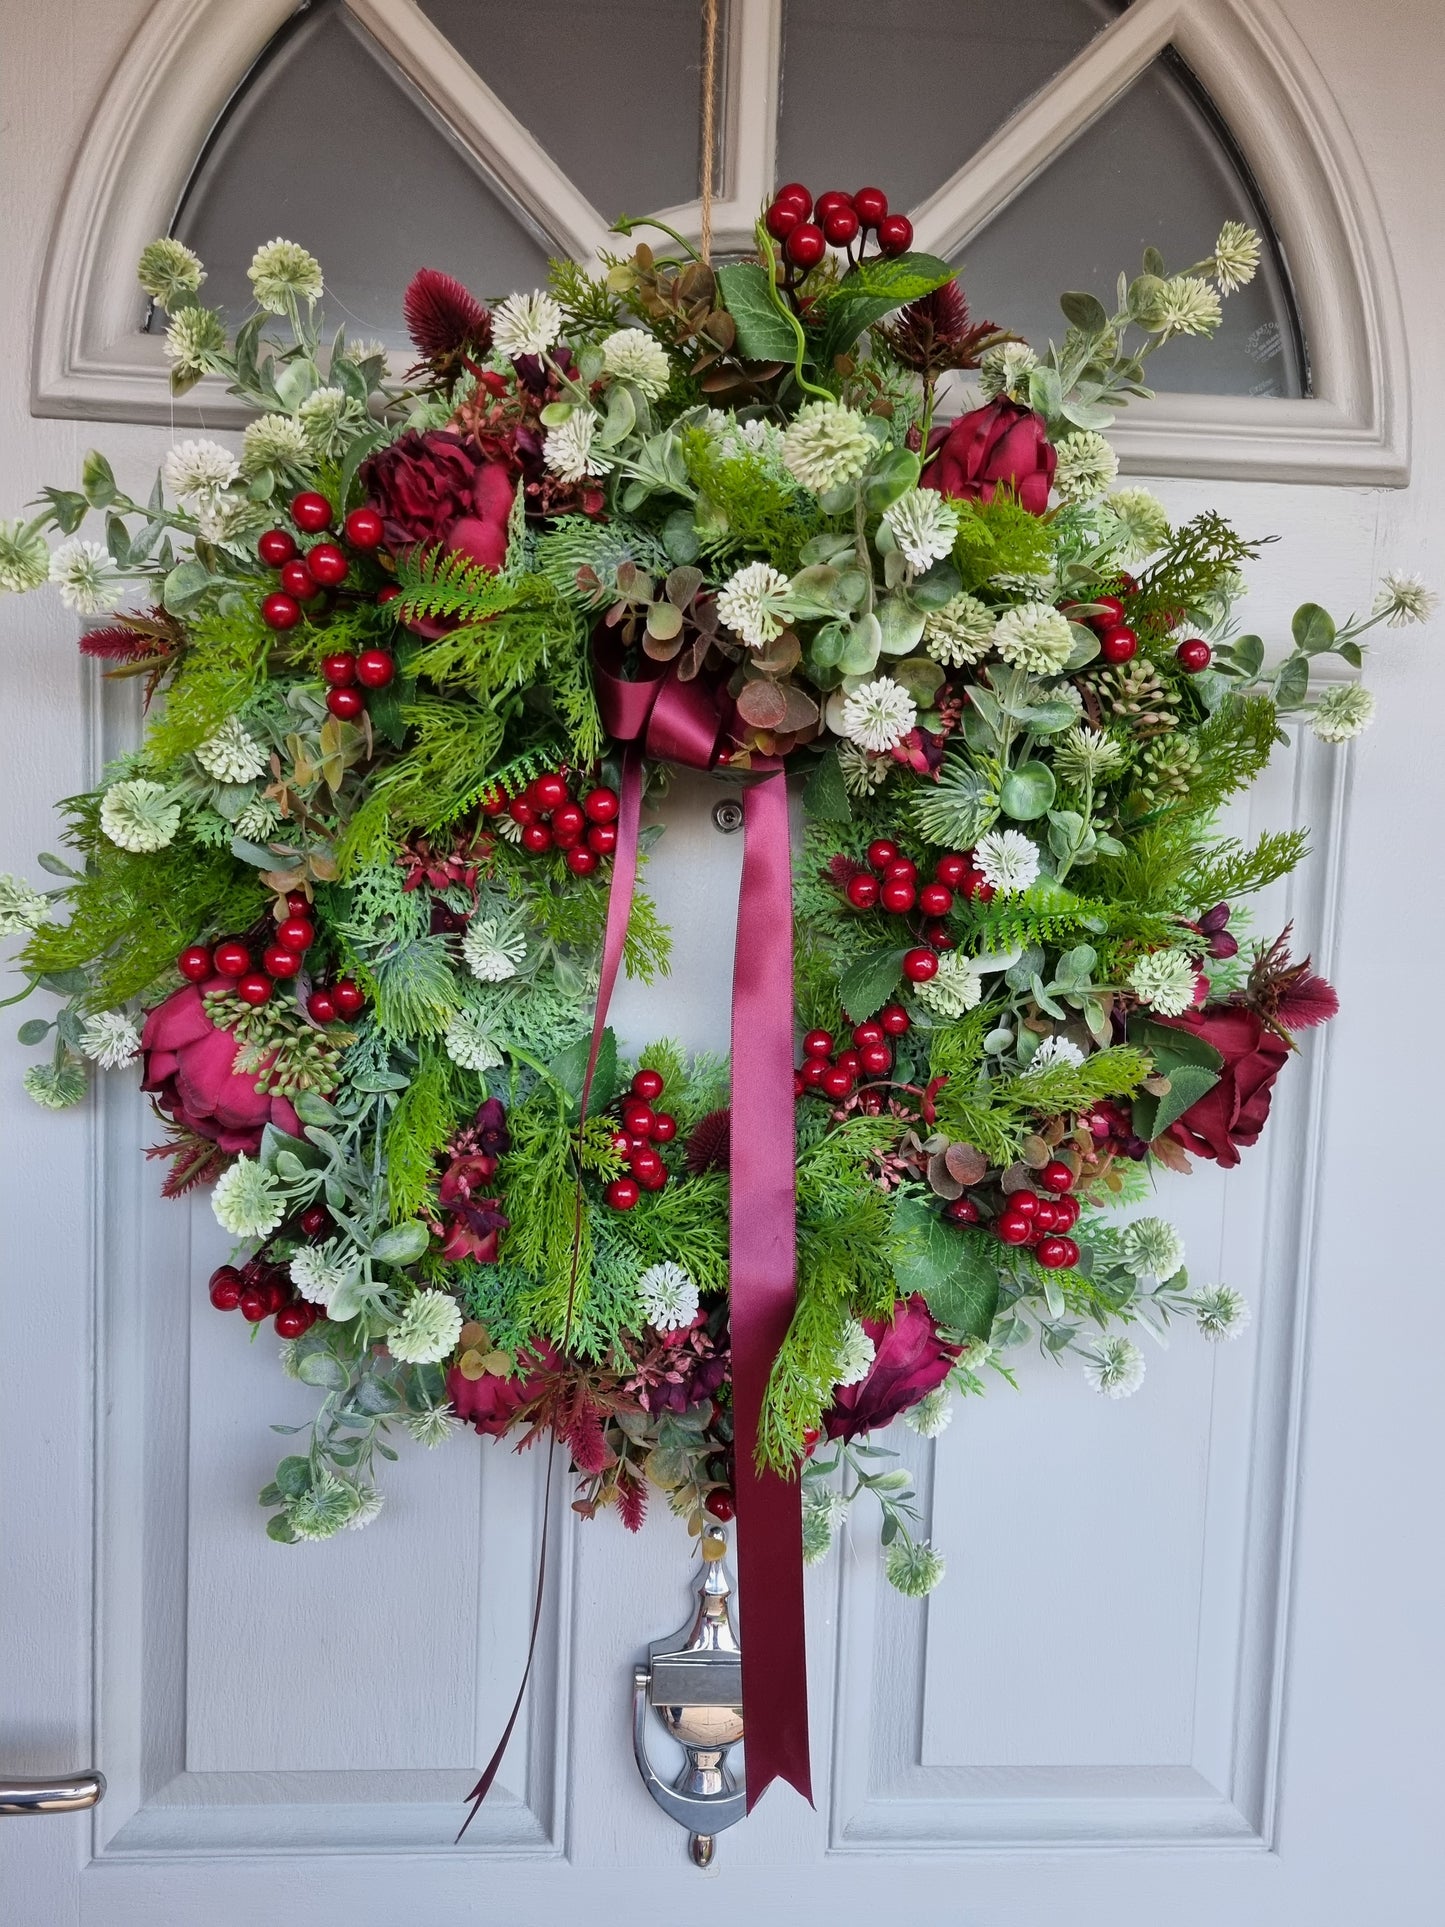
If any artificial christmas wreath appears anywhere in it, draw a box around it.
[0,184,1430,1808]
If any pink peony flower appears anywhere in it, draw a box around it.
[921,399,1056,515]
[140,977,302,1156]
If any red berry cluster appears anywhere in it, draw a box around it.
[258,494,386,635]
[842,839,996,986]
[795,1006,910,1103]
[320,642,396,723]
[484,773,620,877]
[764,182,913,272]
[945,1160,1081,1268]
[1070,585,1212,674]
[604,1067,678,1210]
[208,1253,324,1336]
[177,894,365,1019]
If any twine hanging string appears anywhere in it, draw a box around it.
[700,0,719,263]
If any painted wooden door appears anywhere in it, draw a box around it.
[2,1,1441,1921]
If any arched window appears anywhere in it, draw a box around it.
[34,0,1407,481]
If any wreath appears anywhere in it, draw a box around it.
[0,186,1429,1808]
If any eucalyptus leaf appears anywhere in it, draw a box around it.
[1274,655,1310,710]
[877,595,926,656]
[1291,602,1336,654]
[1059,290,1110,335]
[838,612,883,676]
[1231,633,1265,678]
[999,761,1056,820]
[911,558,962,609]
[16,1018,51,1046]
[861,448,920,514]
[371,1220,431,1266]
[801,746,852,821]
[297,1353,348,1392]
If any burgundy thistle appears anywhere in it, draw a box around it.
[883,276,1008,376]
[402,266,491,375]
[823,1295,960,1441]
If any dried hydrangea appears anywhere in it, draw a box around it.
[100,779,180,854]
[884,1537,946,1598]
[387,1290,464,1365]
[973,827,1040,896]
[915,951,983,1019]
[196,716,268,784]
[492,289,564,360]
[462,917,526,983]
[1053,430,1119,504]
[1193,1283,1251,1341]
[840,677,917,753]
[79,1010,141,1070]
[164,306,228,384]
[241,413,311,478]
[444,1006,504,1072]
[162,438,240,504]
[882,488,959,570]
[49,538,122,616]
[923,591,996,667]
[247,237,323,311]
[834,1318,876,1387]
[1129,948,1200,1017]
[1310,684,1376,744]
[210,1155,285,1238]
[0,873,52,935]
[978,341,1039,403]
[137,236,206,310]
[24,1057,87,1110]
[600,326,672,398]
[543,410,610,483]
[1119,1217,1185,1281]
[780,400,875,493]
[0,520,51,593]
[993,602,1075,674]
[1081,1335,1145,1399]
[716,560,792,648]
[1212,221,1262,294]
[637,1260,699,1332]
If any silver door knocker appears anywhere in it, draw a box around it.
[632,1526,745,1865]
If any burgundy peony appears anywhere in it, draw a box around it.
[823,1294,960,1441]
[1158,1007,1292,1168]
[921,399,1056,515]
[359,429,514,574]
[140,977,302,1155]
[446,1340,559,1437]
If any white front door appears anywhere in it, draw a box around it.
[3,1,1441,1921]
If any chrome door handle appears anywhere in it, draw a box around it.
[0,1772,105,1816]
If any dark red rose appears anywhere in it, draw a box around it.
[1158,1006,1292,1168]
[446,1339,559,1437]
[359,429,514,573]
[140,977,303,1156]
[921,399,1056,515]
[823,1294,960,1441]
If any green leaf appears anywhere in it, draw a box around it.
[81,449,118,509]
[715,262,800,362]
[350,1373,402,1416]
[266,1514,298,1543]
[371,1220,431,1266]
[1291,602,1336,654]
[16,1018,51,1045]
[297,1352,348,1391]
[162,559,217,614]
[550,1025,618,1117]
[1131,1061,1219,1140]
[861,448,920,514]
[801,746,852,822]
[1128,1016,1224,1076]
[1335,639,1363,669]
[1231,633,1265,678]
[817,252,955,365]
[1274,655,1310,710]
[1059,290,1110,334]
[839,945,908,1023]
[891,1201,1000,1340]
[274,1454,313,1497]
[999,761,1056,820]
[292,1091,341,1127]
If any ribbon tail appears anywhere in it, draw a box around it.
[729,763,813,1811]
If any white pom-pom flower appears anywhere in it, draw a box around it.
[492,289,564,360]
[636,1261,700,1332]
[1081,1335,1146,1400]
[840,677,917,753]
[973,828,1040,896]
[716,560,792,649]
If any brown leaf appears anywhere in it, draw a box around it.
[1150,1133,1193,1175]
[927,1150,964,1200]
[752,630,802,677]
[735,679,789,729]
[775,683,820,732]
[1020,1136,1051,1169]
[1000,1161,1036,1192]
[944,1141,988,1186]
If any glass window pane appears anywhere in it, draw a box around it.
[160,1,552,343]
[776,0,1118,215]
[952,51,1306,397]
[420,0,708,221]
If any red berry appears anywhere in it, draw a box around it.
[821,1064,854,1099]
[258,528,298,566]
[213,940,251,978]
[605,1177,640,1211]
[1118,573,1140,596]
[632,1068,665,1101]
[902,948,939,983]
[1177,638,1213,672]
[1033,1201,1059,1232]
[1054,1197,1080,1230]
[1099,625,1138,664]
[877,213,913,255]
[551,802,585,843]
[879,1003,911,1036]
[321,652,357,686]
[846,873,880,910]
[307,989,336,1024]
[586,823,618,855]
[583,786,619,823]
[859,1040,892,1076]
[299,1204,331,1238]
[775,182,813,215]
[836,1048,862,1077]
[813,190,852,221]
[1092,595,1126,631]
[209,1267,244,1311]
[1010,1190,1040,1217]
[377,584,401,605]
[765,200,801,239]
[800,1057,829,1088]
[1035,1237,1073,1270]
[943,1197,980,1225]
[880,877,916,914]
[853,1022,884,1047]
[236,973,273,1006]
[803,1029,834,1059]
[1056,1236,1080,1268]
[326,685,365,720]
[529,772,571,812]
[629,1145,663,1183]
[1042,1159,1075,1194]
[355,649,395,688]
[275,1305,309,1338]
[865,841,897,873]
[650,1112,677,1143]
[822,205,860,246]
[507,796,537,826]
[263,945,302,979]
[331,979,365,1017]
[275,916,314,952]
[286,892,310,915]
[178,944,212,982]
[261,592,301,631]
[924,920,955,950]
[918,882,954,917]
[705,1488,735,1521]
[934,853,970,888]
[852,186,888,228]
[344,506,384,549]
[565,845,599,875]
[279,559,319,601]
[785,223,827,269]
[883,857,918,885]
[622,1100,656,1136]
[795,1071,807,1100]
[997,1213,1033,1246]
[637,1163,668,1192]
[238,1288,269,1323]
[291,491,333,532]
[521,823,553,854]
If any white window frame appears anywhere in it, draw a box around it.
[31,0,1409,484]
